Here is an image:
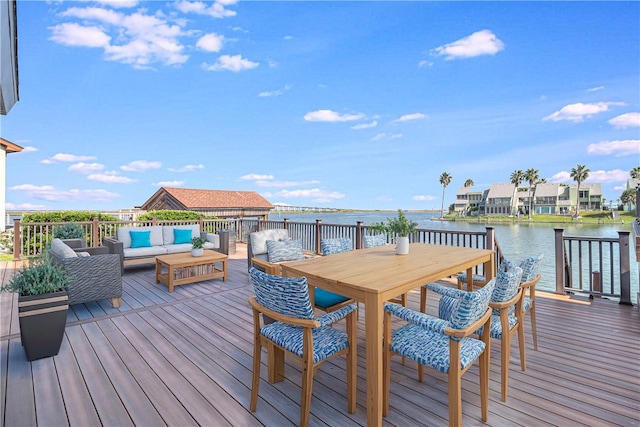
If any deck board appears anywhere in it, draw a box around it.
[1,252,639,427]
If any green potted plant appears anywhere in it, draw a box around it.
[191,236,206,257]
[1,252,69,361]
[54,222,86,249]
[369,210,418,255]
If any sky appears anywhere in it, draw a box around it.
[2,0,639,212]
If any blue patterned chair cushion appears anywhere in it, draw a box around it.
[314,288,350,309]
[438,295,458,321]
[266,239,305,263]
[491,266,523,304]
[320,238,352,255]
[457,258,513,284]
[261,322,350,363]
[249,267,314,319]
[363,234,387,248]
[448,281,495,330]
[519,254,543,282]
[389,324,486,373]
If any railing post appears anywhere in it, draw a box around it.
[283,218,289,230]
[315,220,322,254]
[199,217,204,233]
[92,218,100,247]
[484,226,495,251]
[152,218,157,226]
[618,231,632,305]
[356,221,363,249]
[257,218,263,232]
[554,228,566,295]
[13,218,21,261]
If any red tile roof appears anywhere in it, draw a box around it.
[162,187,273,209]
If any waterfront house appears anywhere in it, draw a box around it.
[141,186,274,220]
[455,182,603,216]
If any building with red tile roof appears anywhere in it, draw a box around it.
[140,187,273,219]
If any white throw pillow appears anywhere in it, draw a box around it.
[50,238,78,258]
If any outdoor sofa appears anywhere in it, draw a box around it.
[103,224,228,274]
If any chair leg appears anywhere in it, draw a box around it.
[300,356,314,427]
[448,341,462,427]
[518,321,526,372]
[383,311,392,417]
[267,344,285,383]
[250,338,262,412]
[479,344,489,422]
[501,332,511,402]
[530,305,538,350]
[111,297,121,308]
[347,312,357,414]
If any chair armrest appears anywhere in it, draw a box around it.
[202,232,220,248]
[74,246,110,256]
[445,307,492,339]
[251,257,282,275]
[384,302,450,334]
[102,237,124,275]
[489,288,523,311]
[248,296,320,328]
[315,304,357,326]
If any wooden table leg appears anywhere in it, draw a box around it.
[222,259,228,281]
[168,265,175,292]
[365,292,384,427]
[466,267,474,291]
[155,259,161,284]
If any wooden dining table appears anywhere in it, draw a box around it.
[280,242,495,427]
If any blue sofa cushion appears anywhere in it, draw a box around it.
[130,231,151,248]
[173,228,192,244]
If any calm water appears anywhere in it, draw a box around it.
[269,211,639,303]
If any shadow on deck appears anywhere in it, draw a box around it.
[1,245,639,426]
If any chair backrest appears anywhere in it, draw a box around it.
[249,229,290,256]
[249,267,314,319]
[448,280,496,330]
[320,238,352,255]
[363,234,387,248]
[519,254,543,282]
[491,265,524,304]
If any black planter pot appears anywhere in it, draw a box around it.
[18,290,68,362]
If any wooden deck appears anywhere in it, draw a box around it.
[1,246,639,426]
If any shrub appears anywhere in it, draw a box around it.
[0,252,68,296]
[138,210,203,221]
[53,223,84,239]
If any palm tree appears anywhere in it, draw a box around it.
[464,179,474,188]
[524,168,539,219]
[570,164,590,216]
[439,172,452,217]
[510,170,524,215]
[631,166,640,179]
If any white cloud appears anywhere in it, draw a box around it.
[5,202,48,210]
[304,109,365,122]
[283,35,293,40]
[87,173,135,183]
[196,33,225,52]
[351,121,378,130]
[68,162,105,173]
[371,133,403,141]
[203,54,259,72]
[543,102,625,122]
[168,164,205,172]
[418,60,433,68]
[241,173,274,181]
[587,86,604,92]
[258,85,292,97]
[393,113,427,123]
[413,195,437,201]
[255,180,320,188]
[49,22,112,48]
[278,188,346,203]
[41,153,97,164]
[431,29,504,60]
[21,146,38,153]
[174,0,237,18]
[609,112,640,129]
[9,184,120,202]
[95,0,139,8]
[51,7,189,70]
[120,160,162,171]
[153,180,185,187]
[550,169,629,184]
[587,140,640,157]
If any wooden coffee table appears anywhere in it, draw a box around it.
[155,250,228,292]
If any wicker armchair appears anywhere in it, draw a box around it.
[49,242,122,308]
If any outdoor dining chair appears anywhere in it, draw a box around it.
[427,263,525,402]
[513,254,544,350]
[383,280,495,426]
[316,238,357,313]
[247,268,357,427]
